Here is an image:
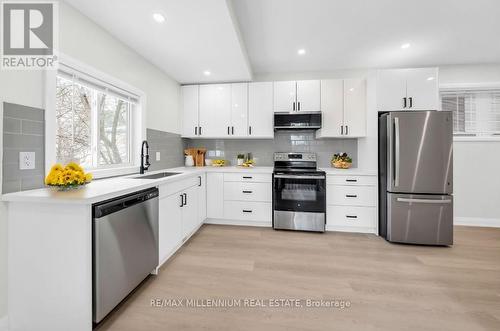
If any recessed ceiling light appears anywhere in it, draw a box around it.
[297,49,306,55]
[153,13,165,23]
[401,43,411,49]
[203,70,211,76]
[349,88,355,92]
[427,76,435,81]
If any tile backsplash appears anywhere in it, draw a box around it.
[146,129,187,170]
[186,131,358,167]
[2,102,45,194]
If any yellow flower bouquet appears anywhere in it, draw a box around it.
[45,162,93,191]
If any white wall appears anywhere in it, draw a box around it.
[0,2,181,321]
[440,64,500,225]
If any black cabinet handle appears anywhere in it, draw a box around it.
[346,215,358,219]
[199,126,202,135]
[232,126,234,135]
[345,179,358,182]
[195,127,198,135]
[298,102,300,111]
[293,102,295,111]
[341,126,344,135]
[180,194,184,207]
[198,176,202,187]
[409,97,413,108]
[346,125,349,135]
[346,194,358,198]
[227,126,230,135]
[249,126,252,135]
[403,97,407,108]
[242,176,252,179]
[242,190,253,194]
[183,193,187,205]
[242,210,252,213]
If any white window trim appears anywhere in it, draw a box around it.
[44,53,147,179]
[440,82,500,143]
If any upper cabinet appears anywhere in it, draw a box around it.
[377,68,439,111]
[182,82,273,139]
[274,80,320,112]
[316,78,366,138]
[248,82,274,138]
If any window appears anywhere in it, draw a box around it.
[55,66,139,170]
[441,88,500,137]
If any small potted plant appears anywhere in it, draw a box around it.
[331,153,352,169]
[237,153,245,166]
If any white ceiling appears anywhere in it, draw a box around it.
[232,0,500,74]
[65,0,500,83]
[64,0,252,84]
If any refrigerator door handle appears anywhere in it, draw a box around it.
[397,198,452,204]
[394,117,400,187]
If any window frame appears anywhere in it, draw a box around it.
[45,54,146,179]
[440,82,500,142]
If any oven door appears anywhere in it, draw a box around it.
[273,173,326,231]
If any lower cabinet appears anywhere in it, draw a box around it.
[158,175,206,266]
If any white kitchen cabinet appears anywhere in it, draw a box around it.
[158,192,183,265]
[230,83,248,137]
[316,78,366,138]
[197,174,207,224]
[207,172,224,218]
[181,85,199,138]
[296,80,321,111]
[199,84,231,137]
[248,82,274,138]
[274,81,296,112]
[181,185,199,239]
[377,67,439,111]
[274,80,320,112]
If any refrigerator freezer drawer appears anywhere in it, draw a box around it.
[387,193,453,245]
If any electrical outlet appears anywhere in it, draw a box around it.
[19,152,35,170]
[156,152,161,161]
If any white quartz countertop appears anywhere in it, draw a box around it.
[1,166,273,205]
[1,165,375,204]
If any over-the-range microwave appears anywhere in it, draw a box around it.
[274,111,322,130]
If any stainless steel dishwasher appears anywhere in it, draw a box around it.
[93,187,159,323]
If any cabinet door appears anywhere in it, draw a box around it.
[406,68,439,110]
[377,69,408,111]
[207,173,224,218]
[182,186,199,239]
[158,193,183,264]
[296,80,321,111]
[316,79,343,138]
[274,81,296,112]
[248,82,274,138]
[230,83,248,137]
[343,79,367,137]
[199,84,231,137]
[181,85,199,138]
[197,174,207,225]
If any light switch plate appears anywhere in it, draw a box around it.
[19,152,35,170]
[156,152,161,161]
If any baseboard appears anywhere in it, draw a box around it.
[205,218,271,228]
[0,315,7,331]
[326,225,377,234]
[454,217,500,228]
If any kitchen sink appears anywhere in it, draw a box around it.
[132,172,181,179]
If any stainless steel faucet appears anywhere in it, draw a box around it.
[140,140,150,174]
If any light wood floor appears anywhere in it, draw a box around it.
[97,225,500,331]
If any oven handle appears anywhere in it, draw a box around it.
[274,174,326,179]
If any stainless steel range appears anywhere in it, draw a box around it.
[273,152,326,232]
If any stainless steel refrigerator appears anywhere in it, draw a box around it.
[379,111,453,245]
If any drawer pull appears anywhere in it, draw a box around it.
[242,210,253,213]
[346,194,358,198]
[345,179,358,182]
[346,215,358,219]
[242,190,253,194]
[242,176,253,179]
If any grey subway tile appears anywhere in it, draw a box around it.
[3,117,21,134]
[3,133,44,149]
[21,176,45,190]
[2,179,21,194]
[21,120,44,135]
[3,102,44,121]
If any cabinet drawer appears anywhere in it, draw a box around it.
[328,175,377,186]
[224,182,271,202]
[327,206,376,228]
[328,185,376,206]
[159,175,200,197]
[224,173,271,183]
[223,201,272,222]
